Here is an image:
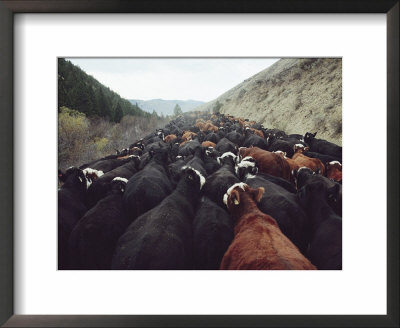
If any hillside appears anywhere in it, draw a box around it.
[129,99,204,116]
[58,59,151,122]
[195,58,342,145]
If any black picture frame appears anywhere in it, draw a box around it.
[0,1,398,327]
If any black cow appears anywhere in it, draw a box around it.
[243,128,268,150]
[294,167,342,216]
[204,132,220,144]
[297,180,342,270]
[112,167,205,269]
[202,147,221,175]
[225,131,244,146]
[215,137,237,154]
[287,133,304,140]
[58,167,90,269]
[268,136,307,158]
[85,156,140,208]
[304,150,341,165]
[78,155,119,170]
[185,147,207,178]
[245,173,311,255]
[264,128,287,139]
[303,132,342,161]
[193,197,234,269]
[268,138,296,158]
[203,152,240,208]
[123,147,172,223]
[68,178,129,270]
[81,157,133,173]
[234,156,258,181]
[178,139,201,157]
[168,156,187,186]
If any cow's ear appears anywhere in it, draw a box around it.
[254,187,264,203]
[313,132,317,137]
[230,189,241,206]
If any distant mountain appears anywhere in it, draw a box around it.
[129,99,205,116]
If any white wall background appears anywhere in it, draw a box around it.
[14,14,386,315]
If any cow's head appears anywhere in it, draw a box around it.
[326,161,342,181]
[129,147,143,156]
[58,167,91,190]
[303,132,317,144]
[217,152,237,166]
[273,150,287,158]
[111,177,128,194]
[204,147,219,159]
[293,144,309,153]
[223,183,264,209]
[128,155,141,170]
[181,166,206,191]
[83,168,104,182]
[292,166,314,189]
[235,156,258,180]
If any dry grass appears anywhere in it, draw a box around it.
[195,58,342,145]
[58,107,168,170]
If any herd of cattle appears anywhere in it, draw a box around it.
[58,111,342,270]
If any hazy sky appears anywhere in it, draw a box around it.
[67,58,279,102]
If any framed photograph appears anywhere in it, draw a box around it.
[0,1,398,327]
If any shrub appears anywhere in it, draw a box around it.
[58,106,90,167]
[58,107,168,170]
[94,137,109,152]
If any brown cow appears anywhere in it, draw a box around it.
[201,141,217,148]
[326,161,342,182]
[195,119,206,130]
[239,147,292,182]
[273,151,300,172]
[292,144,325,175]
[164,134,177,143]
[203,123,219,133]
[249,128,264,138]
[220,183,316,270]
[181,131,197,142]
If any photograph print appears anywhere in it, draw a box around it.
[58,58,342,270]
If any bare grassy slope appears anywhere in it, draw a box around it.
[196,58,342,145]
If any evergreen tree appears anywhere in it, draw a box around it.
[174,104,183,116]
[57,58,151,121]
[114,102,123,123]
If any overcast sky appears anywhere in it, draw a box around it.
[67,58,279,102]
